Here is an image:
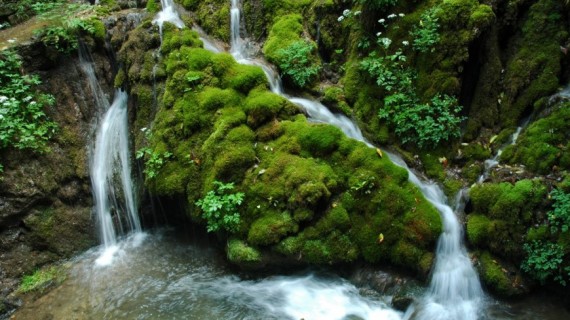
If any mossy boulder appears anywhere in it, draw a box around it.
[467,179,547,260]
[476,251,529,297]
[501,103,570,174]
[122,19,443,276]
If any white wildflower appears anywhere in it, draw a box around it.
[378,18,385,23]
[0,96,7,103]
[141,127,148,132]
[338,16,344,22]
[387,14,397,19]
[380,37,392,48]
[376,32,382,37]
[402,41,409,46]
[30,101,37,105]
[343,9,351,16]
[399,13,405,17]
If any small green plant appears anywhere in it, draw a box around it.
[547,189,570,233]
[410,7,440,53]
[0,50,57,154]
[33,2,97,54]
[359,13,463,148]
[195,181,244,233]
[521,240,567,285]
[19,266,66,293]
[275,40,321,88]
[136,146,172,179]
[136,129,173,179]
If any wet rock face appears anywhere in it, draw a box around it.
[0,44,115,316]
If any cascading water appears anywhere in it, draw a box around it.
[229,1,484,318]
[90,90,142,265]
[477,121,528,184]
[153,0,185,37]
[80,44,142,265]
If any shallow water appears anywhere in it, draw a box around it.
[13,229,570,320]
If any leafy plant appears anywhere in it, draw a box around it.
[0,50,57,154]
[410,7,440,53]
[136,146,172,179]
[33,2,97,54]
[547,188,570,233]
[359,15,463,148]
[195,181,244,233]
[381,93,464,147]
[522,240,567,285]
[276,40,321,88]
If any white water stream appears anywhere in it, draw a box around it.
[153,0,184,36]
[477,121,528,184]
[10,5,570,320]
[228,1,485,319]
[80,45,142,266]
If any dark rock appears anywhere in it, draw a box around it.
[391,295,414,312]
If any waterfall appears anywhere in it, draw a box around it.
[153,0,185,37]
[90,90,142,265]
[477,120,528,184]
[80,44,142,265]
[228,1,485,318]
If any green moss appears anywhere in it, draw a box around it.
[227,239,262,263]
[161,25,203,54]
[263,14,304,63]
[500,0,564,126]
[501,105,570,174]
[461,143,491,161]
[244,89,288,127]
[469,5,495,28]
[526,226,549,242]
[479,251,514,297]
[248,212,298,245]
[88,18,106,42]
[146,0,159,13]
[298,124,343,157]
[223,64,267,93]
[199,87,242,111]
[469,179,547,259]
[467,214,491,246]
[24,208,55,240]
[114,68,126,88]
[19,266,66,293]
[192,0,231,41]
[391,240,425,270]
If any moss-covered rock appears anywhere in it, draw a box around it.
[227,239,262,264]
[476,251,529,297]
[501,103,570,174]
[467,179,547,260]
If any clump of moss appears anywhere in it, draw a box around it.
[18,265,66,293]
[501,104,570,174]
[466,214,491,246]
[248,212,298,246]
[227,239,262,264]
[478,251,519,297]
[499,0,565,126]
[468,179,547,259]
[262,14,320,88]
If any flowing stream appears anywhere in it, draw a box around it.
[81,43,141,266]
[228,1,484,318]
[11,4,570,320]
